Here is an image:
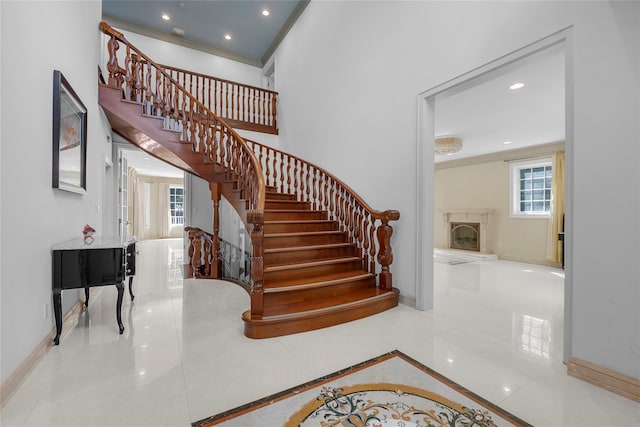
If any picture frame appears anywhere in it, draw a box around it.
[52,70,87,194]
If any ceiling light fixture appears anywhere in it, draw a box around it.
[434,136,463,155]
[224,34,232,40]
[172,27,186,37]
[161,13,170,21]
[503,141,513,145]
[509,82,525,90]
[262,9,270,16]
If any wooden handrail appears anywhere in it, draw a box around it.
[99,22,265,213]
[100,22,266,310]
[153,62,278,134]
[245,139,400,289]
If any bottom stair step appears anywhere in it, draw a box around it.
[242,287,399,339]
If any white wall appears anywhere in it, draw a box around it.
[272,2,639,379]
[108,29,263,88]
[0,0,111,384]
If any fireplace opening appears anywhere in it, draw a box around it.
[451,223,480,251]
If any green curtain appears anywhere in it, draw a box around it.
[547,152,565,263]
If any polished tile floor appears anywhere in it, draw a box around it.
[2,239,639,426]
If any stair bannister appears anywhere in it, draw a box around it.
[185,227,213,278]
[99,22,266,315]
[245,139,400,290]
[158,63,278,135]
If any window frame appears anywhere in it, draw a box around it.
[509,158,552,219]
[169,185,185,226]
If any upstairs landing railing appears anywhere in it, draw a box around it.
[99,22,267,317]
[246,139,400,290]
[161,64,277,135]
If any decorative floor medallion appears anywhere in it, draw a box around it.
[290,383,500,426]
[193,350,531,427]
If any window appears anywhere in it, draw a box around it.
[510,159,552,218]
[169,186,184,225]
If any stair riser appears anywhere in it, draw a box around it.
[265,192,297,201]
[263,278,375,307]
[265,200,311,210]
[264,233,347,249]
[243,291,399,339]
[264,260,363,283]
[264,246,354,264]
[264,222,339,233]
[264,211,326,221]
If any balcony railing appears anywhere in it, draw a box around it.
[161,64,278,135]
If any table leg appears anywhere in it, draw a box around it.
[116,281,125,334]
[53,290,62,345]
[84,287,90,307]
[128,276,135,301]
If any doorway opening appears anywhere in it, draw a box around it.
[114,142,186,243]
[415,28,573,363]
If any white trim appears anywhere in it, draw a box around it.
[415,27,574,363]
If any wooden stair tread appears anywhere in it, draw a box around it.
[265,209,325,213]
[264,256,361,272]
[264,220,334,224]
[265,194,298,201]
[264,270,374,291]
[264,242,351,254]
[261,287,395,318]
[265,199,307,203]
[264,230,345,238]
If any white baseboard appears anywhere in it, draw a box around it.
[398,294,416,308]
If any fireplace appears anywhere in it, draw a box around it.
[440,209,493,253]
[451,222,480,251]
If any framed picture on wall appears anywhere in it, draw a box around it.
[52,70,87,194]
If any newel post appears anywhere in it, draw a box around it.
[376,210,400,290]
[210,183,223,279]
[247,210,264,319]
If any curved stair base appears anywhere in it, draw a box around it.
[242,288,399,339]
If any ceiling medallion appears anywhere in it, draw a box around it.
[434,137,463,155]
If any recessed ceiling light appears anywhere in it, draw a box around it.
[161,13,170,21]
[224,34,232,40]
[509,82,525,90]
[503,141,513,145]
[262,9,270,16]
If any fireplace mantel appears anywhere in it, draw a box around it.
[440,209,493,253]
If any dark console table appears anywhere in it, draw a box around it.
[52,237,136,345]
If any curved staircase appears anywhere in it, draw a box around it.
[245,186,398,338]
[98,22,400,339]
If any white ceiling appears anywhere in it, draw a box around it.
[435,42,565,163]
[122,148,185,179]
